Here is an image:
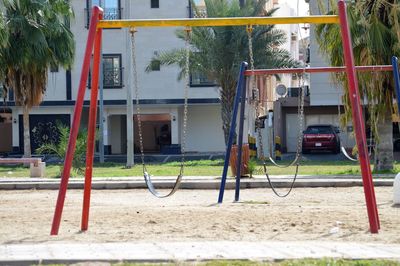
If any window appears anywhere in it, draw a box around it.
[86,0,121,28]
[190,72,216,87]
[103,54,123,88]
[87,54,123,89]
[151,0,159,8]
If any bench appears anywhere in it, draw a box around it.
[0,158,46,178]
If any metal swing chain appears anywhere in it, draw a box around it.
[130,27,190,177]
[246,26,264,158]
[259,72,305,198]
[246,25,304,197]
[179,27,191,176]
[130,28,147,174]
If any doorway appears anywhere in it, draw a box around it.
[134,114,171,153]
[0,110,12,153]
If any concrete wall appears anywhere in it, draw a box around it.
[185,105,225,153]
[309,0,342,106]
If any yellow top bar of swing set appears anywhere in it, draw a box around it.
[97,15,339,29]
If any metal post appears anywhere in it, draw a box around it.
[338,0,379,233]
[51,6,103,235]
[234,73,247,202]
[126,30,135,168]
[81,20,103,231]
[218,61,248,203]
[392,57,400,115]
[99,49,105,163]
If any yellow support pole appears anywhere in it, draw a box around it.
[97,15,339,29]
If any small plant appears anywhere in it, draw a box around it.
[247,157,258,178]
[36,122,90,177]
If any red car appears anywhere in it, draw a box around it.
[302,124,340,154]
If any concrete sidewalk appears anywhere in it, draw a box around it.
[0,175,394,190]
[0,241,399,265]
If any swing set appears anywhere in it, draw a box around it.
[50,0,400,236]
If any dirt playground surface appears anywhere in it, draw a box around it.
[0,187,399,244]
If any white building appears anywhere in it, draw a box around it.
[269,0,356,153]
[0,0,226,156]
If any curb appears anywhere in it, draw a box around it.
[1,241,400,264]
[0,178,394,190]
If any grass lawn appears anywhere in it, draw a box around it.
[0,159,398,178]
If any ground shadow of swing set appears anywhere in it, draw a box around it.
[50,0,400,236]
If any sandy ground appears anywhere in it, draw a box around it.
[0,187,399,244]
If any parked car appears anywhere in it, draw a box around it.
[302,124,340,154]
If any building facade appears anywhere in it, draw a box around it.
[271,0,356,153]
[0,0,226,156]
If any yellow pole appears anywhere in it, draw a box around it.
[97,15,339,28]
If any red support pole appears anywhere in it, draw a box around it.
[338,0,379,233]
[81,14,103,232]
[50,6,103,236]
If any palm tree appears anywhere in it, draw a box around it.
[0,0,75,157]
[315,0,400,171]
[148,0,298,144]
[0,13,8,82]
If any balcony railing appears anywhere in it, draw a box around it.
[85,7,122,28]
[88,67,124,89]
[190,72,217,87]
[103,66,123,88]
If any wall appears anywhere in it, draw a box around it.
[309,0,342,106]
[185,105,225,152]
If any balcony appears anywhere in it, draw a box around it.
[88,67,124,89]
[85,7,122,28]
[103,66,123,88]
[190,72,217,87]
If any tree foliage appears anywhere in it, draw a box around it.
[0,0,75,107]
[315,0,400,170]
[0,0,75,157]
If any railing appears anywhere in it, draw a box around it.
[190,72,216,87]
[85,7,122,28]
[88,67,124,89]
[103,66,123,88]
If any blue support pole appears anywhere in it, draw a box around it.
[392,56,400,116]
[234,70,248,202]
[218,62,248,203]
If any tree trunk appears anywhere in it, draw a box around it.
[239,0,245,8]
[23,105,31,158]
[220,85,237,145]
[374,108,393,171]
